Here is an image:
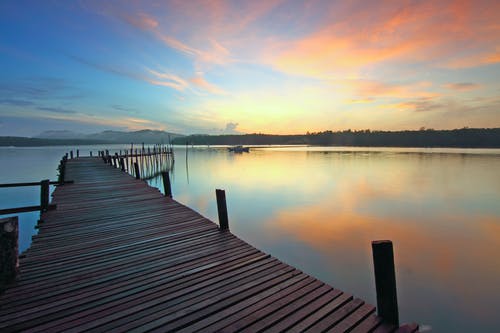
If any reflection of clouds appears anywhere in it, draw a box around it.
[263,176,500,322]
[167,148,500,329]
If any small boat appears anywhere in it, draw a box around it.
[228,145,250,153]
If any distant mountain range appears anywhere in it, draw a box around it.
[35,129,184,144]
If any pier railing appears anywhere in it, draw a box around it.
[0,156,70,215]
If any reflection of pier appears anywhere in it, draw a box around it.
[0,156,418,332]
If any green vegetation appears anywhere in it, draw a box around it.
[172,128,500,148]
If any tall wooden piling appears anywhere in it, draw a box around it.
[215,189,229,231]
[134,162,140,179]
[372,240,399,326]
[162,171,172,198]
[40,179,50,212]
[70,151,74,159]
[58,157,66,184]
[0,217,19,290]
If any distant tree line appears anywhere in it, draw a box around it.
[172,128,500,148]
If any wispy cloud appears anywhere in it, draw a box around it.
[112,104,140,114]
[444,82,481,91]
[145,68,189,91]
[125,12,159,30]
[190,76,226,95]
[0,99,35,106]
[37,106,77,114]
[398,98,445,113]
[121,11,234,70]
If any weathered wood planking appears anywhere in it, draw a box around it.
[0,158,416,332]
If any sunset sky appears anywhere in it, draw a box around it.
[1,0,499,136]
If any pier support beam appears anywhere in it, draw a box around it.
[134,162,140,180]
[216,189,229,231]
[162,171,172,198]
[40,179,50,212]
[0,217,19,291]
[372,240,399,326]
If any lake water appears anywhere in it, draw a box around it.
[1,145,499,332]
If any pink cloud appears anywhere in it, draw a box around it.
[265,0,500,77]
[125,12,159,30]
[190,76,226,95]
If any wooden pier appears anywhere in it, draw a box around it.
[0,157,418,332]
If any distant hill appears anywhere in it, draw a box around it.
[0,136,108,147]
[88,130,183,144]
[35,129,184,144]
[35,130,87,139]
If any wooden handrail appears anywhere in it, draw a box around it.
[0,204,57,216]
[0,180,73,188]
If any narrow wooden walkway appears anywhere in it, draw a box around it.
[0,158,417,332]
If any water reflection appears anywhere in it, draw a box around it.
[2,145,499,332]
[156,147,500,332]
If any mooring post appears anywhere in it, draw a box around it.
[70,150,74,159]
[0,217,19,290]
[58,157,66,184]
[40,179,50,212]
[215,189,229,231]
[134,162,140,179]
[76,149,79,158]
[90,151,93,157]
[162,171,172,198]
[120,158,125,171]
[372,240,399,326]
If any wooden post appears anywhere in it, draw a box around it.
[120,158,125,171]
[0,217,19,290]
[76,149,79,158]
[40,179,50,212]
[70,150,74,159]
[162,171,172,198]
[215,189,229,231]
[372,240,399,326]
[58,157,66,184]
[90,151,93,157]
[134,162,140,179]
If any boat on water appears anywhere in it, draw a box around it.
[228,145,250,153]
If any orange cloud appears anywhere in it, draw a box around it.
[266,0,500,77]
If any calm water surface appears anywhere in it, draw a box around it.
[1,145,499,332]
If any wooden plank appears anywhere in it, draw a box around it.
[326,303,376,333]
[350,315,384,333]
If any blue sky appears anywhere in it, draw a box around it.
[1,0,499,136]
